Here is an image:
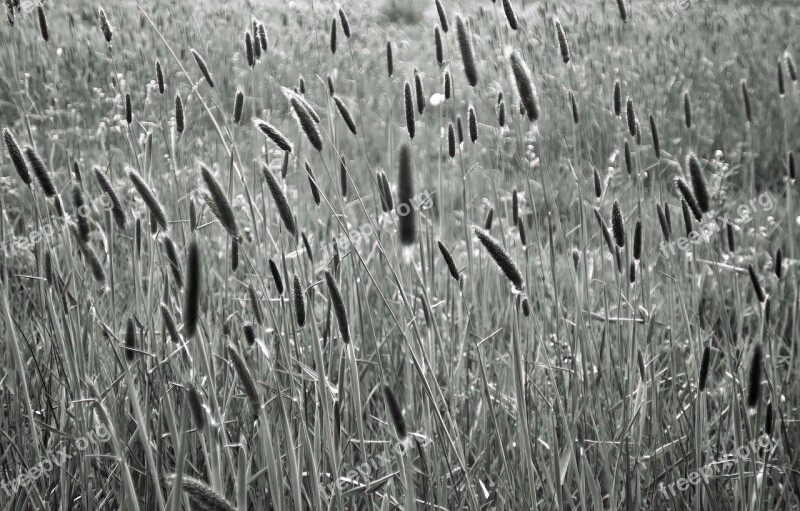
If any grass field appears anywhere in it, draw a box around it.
[1,0,800,509]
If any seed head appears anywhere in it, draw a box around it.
[414,69,426,115]
[253,118,293,153]
[397,143,417,245]
[555,18,570,63]
[611,200,625,248]
[160,303,180,343]
[261,259,281,297]
[747,342,763,408]
[155,60,165,93]
[509,50,539,121]
[383,385,408,440]
[435,0,449,32]
[455,16,478,87]
[262,166,296,237]
[325,270,350,343]
[293,274,306,327]
[24,145,57,197]
[687,153,710,213]
[98,8,112,42]
[305,160,321,206]
[333,95,357,135]
[233,88,244,124]
[475,227,524,289]
[182,239,202,339]
[175,94,185,133]
[338,7,350,38]
[502,0,518,30]
[128,168,168,231]
[3,128,31,187]
[649,114,660,159]
[200,163,238,239]
[191,48,214,88]
[747,264,766,303]
[675,178,703,221]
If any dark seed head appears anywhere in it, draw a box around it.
[155,60,165,93]
[741,80,752,123]
[338,7,350,38]
[775,248,783,279]
[98,8,112,42]
[613,80,622,116]
[611,201,625,248]
[269,258,283,295]
[746,342,763,409]
[681,199,693,237]
[484,207,494,231]
[242,322,256,346]
[293,274,305,327]
[656,203,670,242]
[626,97,636,137]
[509,50,538,121]
[162,236,183,288]
[24,145,57,197]
[649,114,660,159]
[160,303,180,343]
[330,17,337,54]
[593,168,603,198]
[124,317,136,362]
[404,81,415,139]
[125,93,133,124]
[555,18,570,63]
[434,26,444,66]
[447,123,456,159]
[3,128,31,187]
[502,0,518,30]
[233,88,244,124]
[333,95,358,135]
[397,143,417,245]
[386,40,393,77]
[616,0,628,21]
[175,94,185,134]
[305,160,321,206]
[675,178,703,221]
[726,222,735,252]
[475,227,524,289]
[383,385,408,440]
[633,220,642,260]
[37,6,48,41]
[698,345,711,391]
[325,270,350,343]
[438,240,460,281]
[455,15,478,88]
[435,0,449,32]
[468,105,478,143]
[414,69,426,115]
[182,240,202,339]
[683,91,692,129]
[687,154,710,213]
[253,118,293,153]
[747,264,766,303]
[191,48,215,88]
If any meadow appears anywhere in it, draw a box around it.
[1,0,799,509]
